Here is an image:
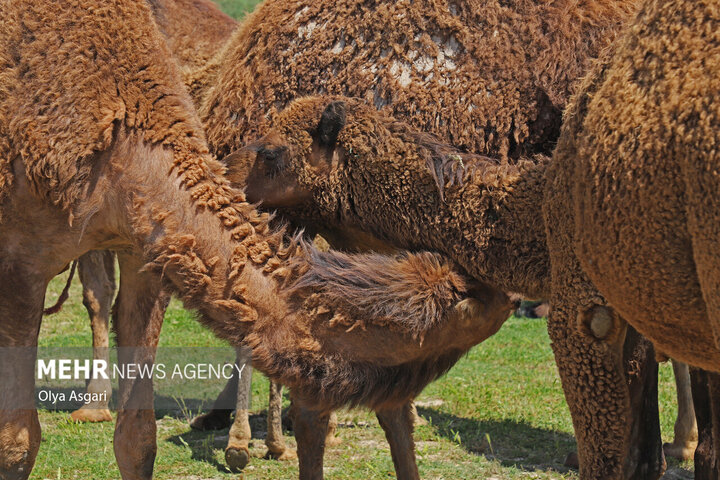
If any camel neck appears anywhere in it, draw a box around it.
[115,132,301,342]
[333,157,550,299]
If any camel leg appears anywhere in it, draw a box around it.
[690,368,720,479]
[0,266,45,480]
[189,367,238,432]
[376,403,420,480]
[547,267,663,479]
[664,360,698,461]
[325,411,342,447]
[224,346,252,471]
[292,395,329,480]
[71,251,115,423]
[113,253,169,480]
[265,381,296,460]
[546,173,664,480]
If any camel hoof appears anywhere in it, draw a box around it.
[564,451,579,469]
[266,448,297,461]
[225,446,250,472]
[663,442,697,461]
[190,411,233,431]
[70,408,112,423]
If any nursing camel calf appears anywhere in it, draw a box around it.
[0,2,513,479]
[63,0,325,464]
[219,95,663,478]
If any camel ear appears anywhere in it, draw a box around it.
[316,101,347,149]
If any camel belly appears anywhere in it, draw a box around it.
[573,168,720,370]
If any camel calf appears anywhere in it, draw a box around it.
[65,1,297,468]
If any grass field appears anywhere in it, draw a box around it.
[33,268,694,480]
[29,1,695,479]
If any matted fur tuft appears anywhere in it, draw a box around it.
[293,245,470,339]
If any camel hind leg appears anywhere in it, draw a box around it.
[0,264,46,480]
[71,250,115,423]
[663,360,698,461]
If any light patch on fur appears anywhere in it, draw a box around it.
[589,306,613,339]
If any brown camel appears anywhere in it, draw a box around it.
[65,0,239,425]
[64,0,332,465]
[188,1,669,476]
[216,94,663,478]
[544,0,720,474]
[0,2,513,479]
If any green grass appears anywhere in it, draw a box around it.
[28,1,695,478]
[215,0,261,19]
[31,265,694,480]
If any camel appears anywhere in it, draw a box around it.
[60,0,337,465]
[212,90,662,478]
[0,2,514,479]
[544,0,720,474]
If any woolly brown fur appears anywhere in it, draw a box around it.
[547,0,720,371]
[200,0,641,161]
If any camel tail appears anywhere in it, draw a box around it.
[44,260,78,315]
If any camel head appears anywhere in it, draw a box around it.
[222,97,349,210]
[220,96,487,252]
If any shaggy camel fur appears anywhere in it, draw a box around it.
[199,0,640,161]
[0,2,513,479]
[222,95,665,479]
[67,0,318,465]
[545,0,720,475]
[190,2,679,475]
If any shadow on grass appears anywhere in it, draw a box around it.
[418,407,694,478]
[165,411,274,473]
[417,407,576,474]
